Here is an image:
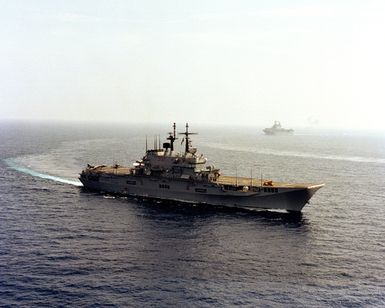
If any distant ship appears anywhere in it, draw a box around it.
[263,121,294,135]
[80,123,323,212]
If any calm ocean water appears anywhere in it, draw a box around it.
[0,121,384,307]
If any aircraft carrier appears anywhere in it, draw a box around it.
[80,123,323,212]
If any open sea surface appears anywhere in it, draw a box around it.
[0,121,384,307]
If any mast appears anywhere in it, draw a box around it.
[185,123,190,153]
[167,122,177,151]
[178,122,197,154]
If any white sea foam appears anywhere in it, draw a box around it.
[4,158,83,186]
[203,143,385,164]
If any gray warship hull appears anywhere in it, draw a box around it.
[263,128,294,135]
[79,171,323,212]
[80,123,323,212]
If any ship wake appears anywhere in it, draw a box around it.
[4,158,83,187]
[204,143,385,165]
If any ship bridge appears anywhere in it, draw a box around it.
[135,123,219,181]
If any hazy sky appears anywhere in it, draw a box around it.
[1,0,385,129]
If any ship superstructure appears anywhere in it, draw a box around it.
[80,123,323,212]
[263,121,294,135]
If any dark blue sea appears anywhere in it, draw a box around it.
[1,121,384,307]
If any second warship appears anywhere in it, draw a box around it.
[80,123,323,212]
[263,121,294,135]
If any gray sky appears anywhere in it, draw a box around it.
[1,0,385,129]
